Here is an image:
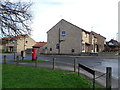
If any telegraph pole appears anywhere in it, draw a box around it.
[58,28,60,54]
[57,28,65,54]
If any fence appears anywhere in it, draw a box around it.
[2,55,77,72]
[3,55,112,89]
[78,63,112,90]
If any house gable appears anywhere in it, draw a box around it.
[47,19,83,54]
[47,19,88,34]
[2,35,36,53]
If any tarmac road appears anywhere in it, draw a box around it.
[0,53,119,88]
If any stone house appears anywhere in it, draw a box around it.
[47,19,106,55]
[82,30,91,52]
[89,31,106,52]
[32,42,47,54]
[47,19,82,54]
[2,35,36,53]
[105,39,120,52]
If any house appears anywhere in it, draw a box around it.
[89,31,106,52]
[47,19,106,55]
[47,19,82,54]
[32,42,47,54]
[82,30,91,52]
[105,39,119,52]
[2,35,36,53]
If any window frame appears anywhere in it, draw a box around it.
[61,31,66,36]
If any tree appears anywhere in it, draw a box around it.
[0,1,32,37]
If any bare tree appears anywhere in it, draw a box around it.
[0,1,32,37]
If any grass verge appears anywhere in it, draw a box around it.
[2,64,101,88]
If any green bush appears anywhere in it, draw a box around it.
[2,49,13,53]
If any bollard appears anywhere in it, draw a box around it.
[93,74,95,90]
[14,52,16,61]
[53,58,55,70]
[78,64,80,76]
[106,67,112,90]
[16,56,19,65]
[74,58,77,72]
[4,55,6,64]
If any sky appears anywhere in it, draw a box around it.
[5,0,120,42]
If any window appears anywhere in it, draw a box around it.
[56,44,59,49]
[50,48,52,51]
[84,33,87,38]
[12,40,16,43]
[71,49,75,53]
[61,31,66,36]
[45,47,47,49]
[82,44,85,50]
[91,44,94,50]
[92,35,94,39]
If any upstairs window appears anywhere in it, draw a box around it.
[92,34,94,39]
[84,33,87,38]
[61,31,66,36]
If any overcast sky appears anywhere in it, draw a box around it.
[10,0,119,42]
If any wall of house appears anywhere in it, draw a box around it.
[90,31,106,52]
[82,31,90,52]
[97,35,106,52]
[82,31,90,44]
[47,20,106,54]
[47,19,82,54]
[0,39,3,51]
[41,44,47,54]
[17,36,36,53]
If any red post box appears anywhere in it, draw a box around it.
[32,49,37,61]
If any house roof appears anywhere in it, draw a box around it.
[33,42,47,47]
[91,31,106,39]
[106,39,119,46]
[47,19,90,34]
[107,39,118,43]
[2,34,28,41]
[46,19,107,39]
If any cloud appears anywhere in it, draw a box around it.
[2,0,31,2]
[6,0,118,41]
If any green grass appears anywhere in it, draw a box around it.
[2,64,101,88]
[14,59,47,63]
[0,64,2,89]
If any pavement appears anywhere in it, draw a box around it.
[1,53,119,89]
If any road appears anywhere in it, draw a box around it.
[0,53,119,88]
